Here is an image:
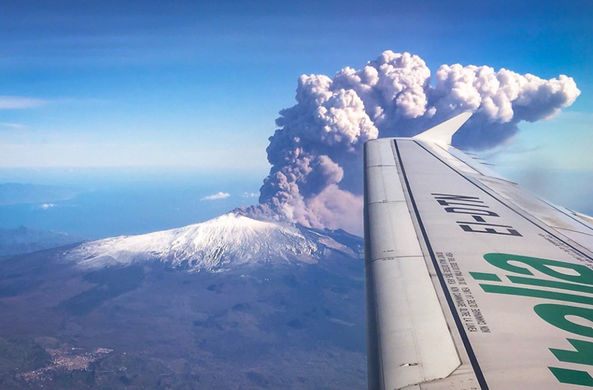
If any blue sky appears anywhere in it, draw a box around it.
[0,0,591,171]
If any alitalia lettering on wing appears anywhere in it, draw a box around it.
[472,253,593,387]
[431,193,522,236]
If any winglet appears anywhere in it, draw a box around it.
[413,111,473,146]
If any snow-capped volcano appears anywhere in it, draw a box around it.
[65,212,361,272]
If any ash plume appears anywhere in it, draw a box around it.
[242,51,580,234]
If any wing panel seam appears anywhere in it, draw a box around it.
[540,199,593,233]
[393,139,489,390]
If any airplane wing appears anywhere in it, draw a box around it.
[363,112,593,389]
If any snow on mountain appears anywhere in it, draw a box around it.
[65,212,360,272]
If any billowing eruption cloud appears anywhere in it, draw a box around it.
[242,51,580,234]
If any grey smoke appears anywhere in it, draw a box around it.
[243,51,580,234]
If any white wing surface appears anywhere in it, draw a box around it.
[364,113,593,389]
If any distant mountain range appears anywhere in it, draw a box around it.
[0,226,84,257]
[0,212,366,389]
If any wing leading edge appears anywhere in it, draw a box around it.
[364,114,593,389]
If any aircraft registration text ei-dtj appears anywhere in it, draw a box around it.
[364,112,593,389]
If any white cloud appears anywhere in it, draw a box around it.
[0,96,46,109]
[201,192,230,201]
[40,203,56,209]
[241,192,259,198]
[0,122,26,130]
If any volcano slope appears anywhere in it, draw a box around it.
[0,213,366,389]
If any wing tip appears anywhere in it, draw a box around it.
[413,111,473,146]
